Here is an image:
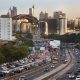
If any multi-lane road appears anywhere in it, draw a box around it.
[34,46,75,80]
[56,46,80,80]
[3,43,78,80]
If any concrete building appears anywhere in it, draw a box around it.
[29,5,35,16]
[0,15,15,41]
[39,12,45,21]
[54,11,67,35]
[39,11,48,21]
[47,19,58,34]
[44,12,48,20]
[7,6,17,17]
[29,8,33,16]
[59,14,67,35]
[39,21,48,35]
[11,6,17,17]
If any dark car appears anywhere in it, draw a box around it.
[43,68,49,72]
[0,72,6,77]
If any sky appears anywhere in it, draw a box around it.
[0,0,80,19]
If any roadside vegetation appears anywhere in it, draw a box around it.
[0,32,34,64]
[43,33,80,43]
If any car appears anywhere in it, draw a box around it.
[24,66,31,70]
[68,74,75,79]
[17,76,27,80]
[0,72,6,77]
[13,66,24,73]
[50,65,55,68]
[77,61,80,63]
[43,68,49,72]
[76,75,80,80]
[1,69,10,74]
[74,71,79,76]
[9,71,15,76]
[52,61,58,64]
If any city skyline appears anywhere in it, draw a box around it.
[0,0,80,19]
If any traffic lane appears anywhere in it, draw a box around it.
[30,64,59,79]
[4,62,51,80]
[57,48,80,80]
[18,63,59,80]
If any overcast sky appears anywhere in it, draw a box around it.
[0,0,80,19]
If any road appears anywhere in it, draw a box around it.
[3,45,71,80]
[33,47,75,80]
[56,45,80,80]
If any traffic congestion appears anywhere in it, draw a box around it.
[0,39,64,80]
[57,43,80,80]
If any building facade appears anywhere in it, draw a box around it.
[29,5,35,16]
[47,19,58,34]
[39,21,48,35]
[54,11,67,35]
[0,15,14,41]
[39,11,48,21]
[7,6,17,17]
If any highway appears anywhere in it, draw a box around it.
[33,47,75,80]
[3,44,72,80]
[56,46,80,80]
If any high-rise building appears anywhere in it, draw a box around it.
[44,12,48,20]
[29,8,33,16]
[11,6,17,17]
[39,11,45,21]
[54,11,67,35]
[39,11,48,21]
[47,19,58,34]
[39,21,48,35]
[7,6,17,17]
[0,15,15,41]
[59,14,67,35]
[29,5,35,16]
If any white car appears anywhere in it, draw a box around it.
[18,76,27,80]
[69,74,75,79]
[1,70,10,74]
[76,75,80,80]
[51,65,55,68]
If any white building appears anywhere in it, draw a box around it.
[59,14,67,35]
[29,5,35,16]
[0,15,15,41]
[54,11,67,35]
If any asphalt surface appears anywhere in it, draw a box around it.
[56,44,80,80]
[34,46,74,80]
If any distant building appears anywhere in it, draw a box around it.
[29,5,35,16]
[29,8,33,16]
[47,19,58,34]
[7,6,17,17]
[54,11,67,35]
[11,6,17,17]
[39,21,48,35]
[39,11,48,21]
[39,12,45,21]
[0,15,15,41]
[44,12,48,20]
